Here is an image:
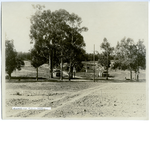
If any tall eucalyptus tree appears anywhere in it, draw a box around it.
[30,5,88,79]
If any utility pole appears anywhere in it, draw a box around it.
[60,50,63,80]
[49,53,51,78]
[93,44,95,82]
[60,37,66,81]
[49,40,53,78]
[106,47,108,80]
[51,48,53,78]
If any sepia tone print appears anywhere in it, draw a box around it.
[2,2,148,119]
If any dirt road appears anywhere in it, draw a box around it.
[4,81,147,119]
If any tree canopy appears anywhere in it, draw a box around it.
[31,47,47,80]
[98,38,114,69]
[5,40,24,80]
[30,5,88,79]
[113,38,146,80]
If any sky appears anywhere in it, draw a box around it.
[2,1,148,53]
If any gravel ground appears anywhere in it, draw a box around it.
[4,81,148,119]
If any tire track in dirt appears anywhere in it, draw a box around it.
[38,82,147,118]
[8,82,146,118]
[12,83,107,118]
[34,83,109,118]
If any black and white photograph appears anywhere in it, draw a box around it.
[2,1,148,119]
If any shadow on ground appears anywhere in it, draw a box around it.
[5,76,146,83]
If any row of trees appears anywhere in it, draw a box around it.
[16,51,99,62]
[5,37,146,81]
[97,38,146,80]
[17,52,31,60]
[5,5,146,81]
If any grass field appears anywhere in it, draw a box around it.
[7,62,146,82]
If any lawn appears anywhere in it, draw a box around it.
[7,62,146,82]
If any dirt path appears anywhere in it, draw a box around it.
[5,83,106,118]
[41,82,147,119]
[4,82,147,119]
[33,83,108,118]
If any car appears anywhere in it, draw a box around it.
[53,69,69,78]
[102,70,109,77]
[53,69,61,77]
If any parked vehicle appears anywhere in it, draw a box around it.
[53,69,69,78]
[102,70,109,77]
[53,69,61,77]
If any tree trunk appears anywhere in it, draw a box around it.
[130,70,132,80]
[69,61,72,81]
[60,51,63,80]
[69,68,71,81]
[8,74,11,81]
[137,74,139,81]
[137,67,140,81]
[136,69,139,81]
[71,68,73,79]
[106,67,108,80]
[49,53,51,78]
[106,48,108,80]
[51,49,53,78]
[49,52,53,78]
[135,72,136,80]
[36,67,38,81]
[73,72,75,78]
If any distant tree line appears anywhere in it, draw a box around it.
[16,51,100,62]
[83,53,99,61]
[17,52,31,60]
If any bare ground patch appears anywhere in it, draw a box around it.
[4,82,147,119]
